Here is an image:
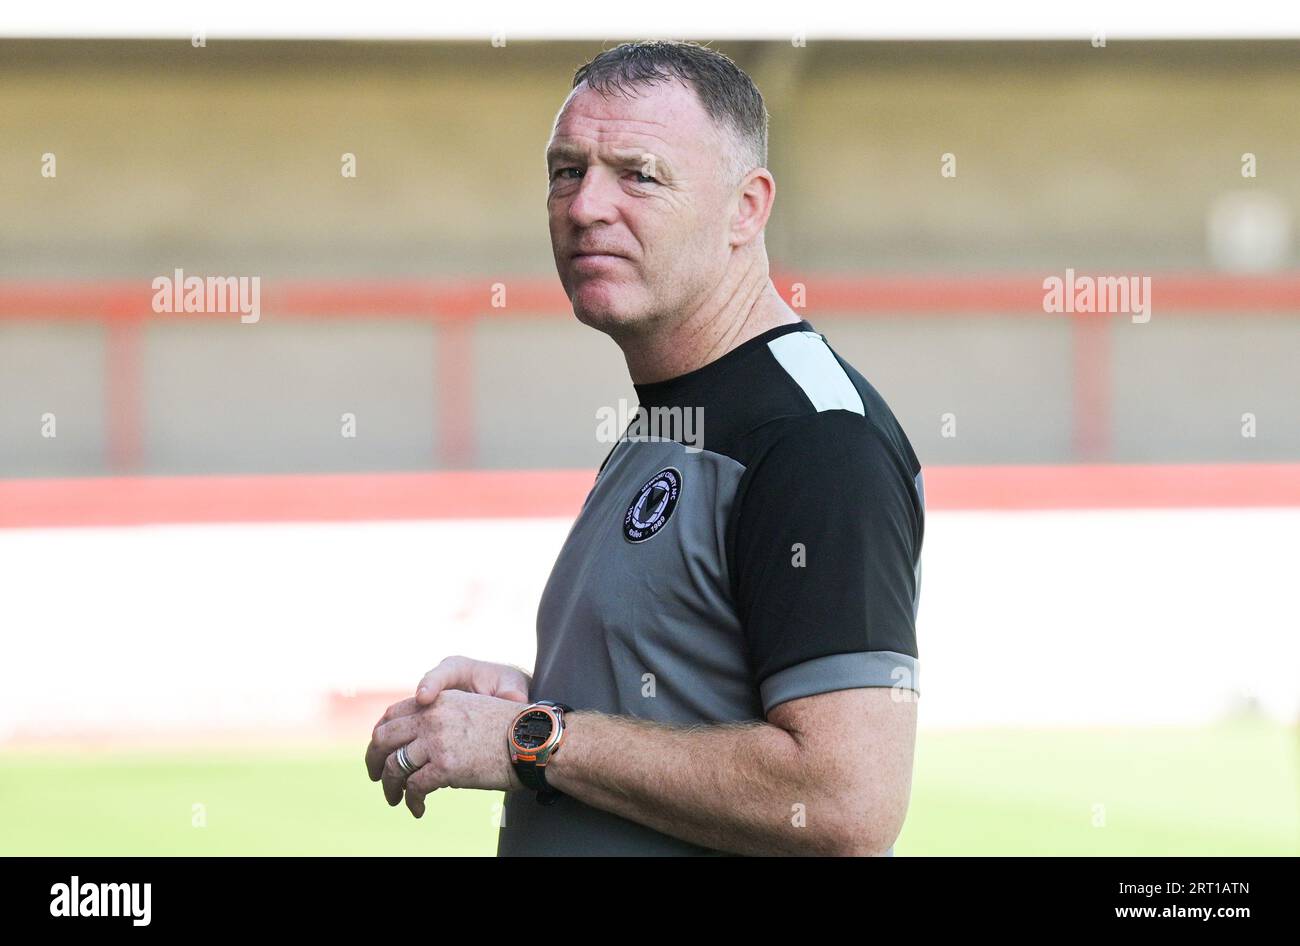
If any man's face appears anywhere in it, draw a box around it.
[546,79,734,337]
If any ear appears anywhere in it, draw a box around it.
[729,167,776,249]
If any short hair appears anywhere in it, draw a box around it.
[570,40,769,187]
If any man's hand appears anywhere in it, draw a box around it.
[364,690,527,818]
[413,655,531,706]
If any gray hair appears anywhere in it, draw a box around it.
[570,40,769,187]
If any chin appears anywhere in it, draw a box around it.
[570,285,646,335]
[574,306,637,337]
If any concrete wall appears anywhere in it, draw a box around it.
[2,39,1297,475]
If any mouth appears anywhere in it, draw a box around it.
[570,252,628,272]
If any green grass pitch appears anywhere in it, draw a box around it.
[2,719,1294,855]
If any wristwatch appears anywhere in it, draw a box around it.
[507,700,572,805]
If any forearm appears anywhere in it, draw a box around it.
[543,710,863,856]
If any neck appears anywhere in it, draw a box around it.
[619,257,802,385]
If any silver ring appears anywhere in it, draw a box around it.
[395,743,419,776]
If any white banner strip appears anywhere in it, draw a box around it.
[3,1,1300,40]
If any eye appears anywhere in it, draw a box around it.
[633,171,659,185]
[551,167,581,181]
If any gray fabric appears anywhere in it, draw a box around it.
[913,470,925,622]
[526,437,759,725]
[499,438,757,856]
[760,650,920,715]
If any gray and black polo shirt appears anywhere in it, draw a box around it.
[497,319,924,856]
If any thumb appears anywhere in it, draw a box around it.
[414,659,470,704]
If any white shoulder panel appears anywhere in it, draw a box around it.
[766,331,865,415]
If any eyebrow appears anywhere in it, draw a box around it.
[545,143,672,175]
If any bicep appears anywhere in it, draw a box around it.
[767,687,918,853]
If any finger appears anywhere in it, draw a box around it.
[381,741,427,807]
[490,669,530,703]
[366,696,421,753]
[377,696,422,725]
[404,765,444,819]
[366,712,421,779]
[365,714,422,782]
[415,658,470,705]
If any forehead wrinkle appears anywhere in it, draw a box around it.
[546,137,678,172]
[550,108,676,154]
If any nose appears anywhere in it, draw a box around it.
[563,167,620,229]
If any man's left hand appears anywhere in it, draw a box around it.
[364,690,527,817]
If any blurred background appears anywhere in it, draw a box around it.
[1,35,1297,855]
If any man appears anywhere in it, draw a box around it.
[365,40,925,856]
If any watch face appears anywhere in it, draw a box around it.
[512,709,554,750]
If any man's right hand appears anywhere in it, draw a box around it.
[414,655,532,707]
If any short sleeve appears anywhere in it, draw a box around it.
[730,410,922,714]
